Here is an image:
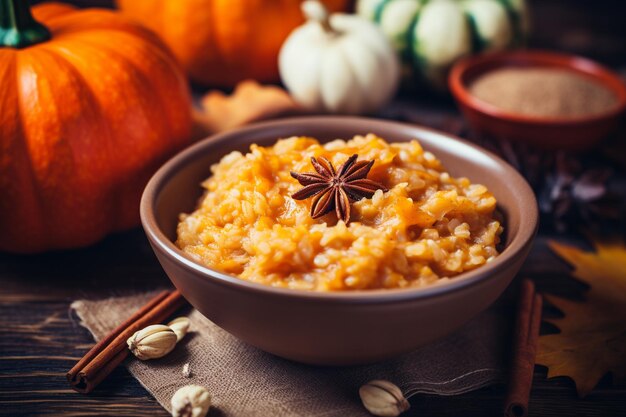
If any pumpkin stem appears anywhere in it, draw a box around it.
[302,0,336,35]
[0,0,50,48]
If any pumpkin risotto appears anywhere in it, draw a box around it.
[176,135,503,291]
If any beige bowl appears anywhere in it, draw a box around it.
[140,117,537,365]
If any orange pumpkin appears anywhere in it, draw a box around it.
[0,1,192,253]
[117,0,350,87]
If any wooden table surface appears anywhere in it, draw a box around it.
[2,230,626,417]
[3,1,626,416]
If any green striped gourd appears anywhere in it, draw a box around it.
[357,0,528,88]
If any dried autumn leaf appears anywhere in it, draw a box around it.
[193,80,303,136]
[537,238,626,397]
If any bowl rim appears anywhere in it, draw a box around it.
[141,116,538,304]
[449,49,626,126]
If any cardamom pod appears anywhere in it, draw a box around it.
[359,380,410,417]
[168,316,190,342]
[171,384,211,417]
[127,324,177,360]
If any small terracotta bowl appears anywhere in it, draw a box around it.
[140,117,538,365]
[449,50,626,150]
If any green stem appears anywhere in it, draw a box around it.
[0,0,50,48]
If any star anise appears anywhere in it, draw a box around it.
[290,154,388,223]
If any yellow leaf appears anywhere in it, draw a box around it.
[192,80,303,136]
[538,238,626,397]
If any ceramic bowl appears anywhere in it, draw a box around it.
[449,50,626,151]
[140,117,538,365]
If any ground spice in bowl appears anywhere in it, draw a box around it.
[469,67,619,118]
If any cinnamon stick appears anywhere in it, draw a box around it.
[67,289,187,393]
[504,279,543,417]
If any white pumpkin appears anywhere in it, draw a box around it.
[279,0,400,115]
[463,0,513,52]
[357,0,528,88]
[415,0,471,85]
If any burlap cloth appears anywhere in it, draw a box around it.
[71,291,511,416]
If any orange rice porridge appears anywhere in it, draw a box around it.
[176,134,503,291]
